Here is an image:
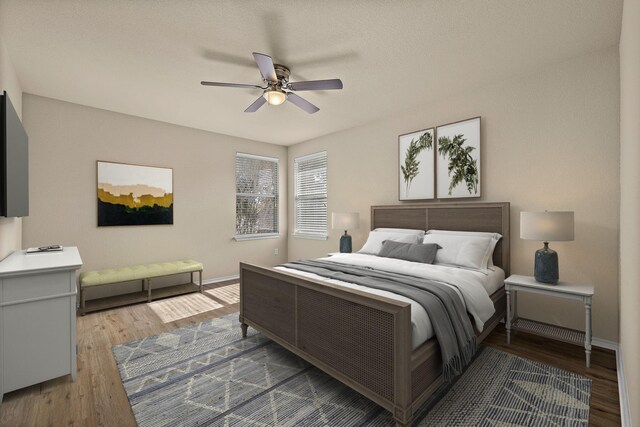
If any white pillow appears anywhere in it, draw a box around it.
[358,231,420,255]
[426,230,501,270]
[422,232,497,272]
[426,229,502,240]
[375,228,425,237]
[375,228,425,242]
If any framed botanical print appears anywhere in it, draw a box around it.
[436,117,481,199]
[398,128,435,200]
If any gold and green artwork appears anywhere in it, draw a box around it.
[97,161,173,226]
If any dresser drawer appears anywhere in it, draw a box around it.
[1,271,73,304]
[2,296,73,392]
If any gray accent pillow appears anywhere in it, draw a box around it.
[378,240,441,264]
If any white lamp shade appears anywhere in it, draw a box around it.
[332,212,359,231]
[520,211,575,242]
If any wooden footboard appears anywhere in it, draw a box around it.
[240,262,507,426]
[240,262,414,425]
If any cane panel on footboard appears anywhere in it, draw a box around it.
[297,287,396,401]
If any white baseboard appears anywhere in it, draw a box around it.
[592,337,618,351]
[616,343,632,427]
[201,274,240,286]
[592,338,631,427]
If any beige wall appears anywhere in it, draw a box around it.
[0,35,22,260]
[22,95,288,297]
[288,48,620,342]
[619,0,640,423]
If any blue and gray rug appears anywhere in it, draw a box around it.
[112,315,591,426]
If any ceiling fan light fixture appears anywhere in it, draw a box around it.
[201,52,340,113]
[263,88,287,106]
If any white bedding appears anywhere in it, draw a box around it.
[275,253,504,349]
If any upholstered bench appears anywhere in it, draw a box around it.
[79,260,203,315]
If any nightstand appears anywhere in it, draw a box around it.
[504,274,595,367]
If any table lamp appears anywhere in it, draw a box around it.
[332,212,359,253]
[520,211,574,284]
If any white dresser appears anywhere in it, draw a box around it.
[0,247,82,402]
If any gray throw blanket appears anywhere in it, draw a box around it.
[281,260,477,381]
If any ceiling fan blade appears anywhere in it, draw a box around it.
[244,95,267,113]
[201,81,263,89]
[252,52,278,83]
[287,92,320,114]
[289,79,343,91]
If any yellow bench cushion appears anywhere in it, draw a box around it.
[79,260,203,288]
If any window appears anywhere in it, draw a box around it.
[235,153,279,239]
[294,151,328,239]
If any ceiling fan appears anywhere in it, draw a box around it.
[201,52,343,114]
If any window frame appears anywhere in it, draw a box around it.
[234,152,280,241]
[293,151,328,240]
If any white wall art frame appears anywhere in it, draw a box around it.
[436,117,481,199]
[398,128,435,200]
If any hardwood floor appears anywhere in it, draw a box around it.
[0,281,240,427]
[484,325,621,426]
[0,283,621,426]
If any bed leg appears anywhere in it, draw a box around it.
[393,406,412,427]
[240,322,248,338]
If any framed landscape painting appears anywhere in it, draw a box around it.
[97,161,173,226]
[398,128,435,200]
[436,117,481,199]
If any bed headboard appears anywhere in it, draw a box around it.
[371,202,510,276]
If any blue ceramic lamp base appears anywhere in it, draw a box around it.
[339,232,352,253]
[534,242,559,284]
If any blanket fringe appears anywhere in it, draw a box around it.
[444,336,477,382]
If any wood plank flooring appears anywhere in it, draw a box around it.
[484,325,621,426]
[0,282,621,426]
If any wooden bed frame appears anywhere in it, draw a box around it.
[239,202,510,426]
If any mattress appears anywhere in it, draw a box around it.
[276,253,504,349]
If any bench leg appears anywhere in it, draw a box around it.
[141,279,145,292]
[147,278,152,303]
[80,284,86,316]
[199,270,203,293]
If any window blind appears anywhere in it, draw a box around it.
[294,151,327,239]
[235,153,279,238]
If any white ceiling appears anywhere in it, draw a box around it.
[0,0,622,145]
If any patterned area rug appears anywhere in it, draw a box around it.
[113,315,591,426]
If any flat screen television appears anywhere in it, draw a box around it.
[0,91,29,217]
